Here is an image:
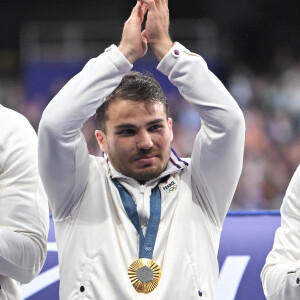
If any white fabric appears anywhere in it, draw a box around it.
[38,42,245,300]
[261,165,300,300]
[0,105,49,300]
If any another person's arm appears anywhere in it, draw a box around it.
[0,108,49,283]
[261,165,300,300]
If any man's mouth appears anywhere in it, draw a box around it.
[133,154,158,164]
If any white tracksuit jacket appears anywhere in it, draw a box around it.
[0,105,49,300]
[38,42,245,300]
[261,165,300,300]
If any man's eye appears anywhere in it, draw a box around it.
[149,125,162,131]
[117,129,135,135]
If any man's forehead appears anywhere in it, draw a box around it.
[107,99,165,116]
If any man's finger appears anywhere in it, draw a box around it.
[140,0,157,10]
[130,1,146,24]
[141,31,148,44]
[140,2,148,20]
[131,1,141,15]
[141,29,147,40]
[159,0,168,8]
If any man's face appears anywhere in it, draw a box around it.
[95,99,173,183]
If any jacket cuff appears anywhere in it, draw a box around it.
[104,44,133,74]
[157,42,202,76]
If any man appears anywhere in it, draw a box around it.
[38,0,245,299]
[261,165,300,300]
[0,104,49,299]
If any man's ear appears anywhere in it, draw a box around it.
[168,117,173,142]
[95,130,107,153]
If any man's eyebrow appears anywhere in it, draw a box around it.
[114,119,165,129]
[114,123,136,129]
[148,118,165,125]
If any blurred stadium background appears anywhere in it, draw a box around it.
[1,0,300,210]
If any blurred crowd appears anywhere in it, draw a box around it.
[1,54,300,211]
[228,57,300,209]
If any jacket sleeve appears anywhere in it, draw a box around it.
[38,45,132,221]
[261,165,300,300]
[0,110,49,283]
[157,42,245,228]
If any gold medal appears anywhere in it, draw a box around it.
[128,258,161,293]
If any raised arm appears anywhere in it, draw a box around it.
[143,0,245,227]
[159,44,245,227]
[38,1,148,220]
[0,108,49,283]
[261,166,300,300]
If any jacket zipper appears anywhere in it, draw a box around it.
[139,184,147,235]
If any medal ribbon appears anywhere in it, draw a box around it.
[112,177,168,259]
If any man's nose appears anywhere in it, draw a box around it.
[137,131,153,150]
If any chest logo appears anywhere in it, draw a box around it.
[162,180,178,194]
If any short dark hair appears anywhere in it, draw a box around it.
[95,71,169,132]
